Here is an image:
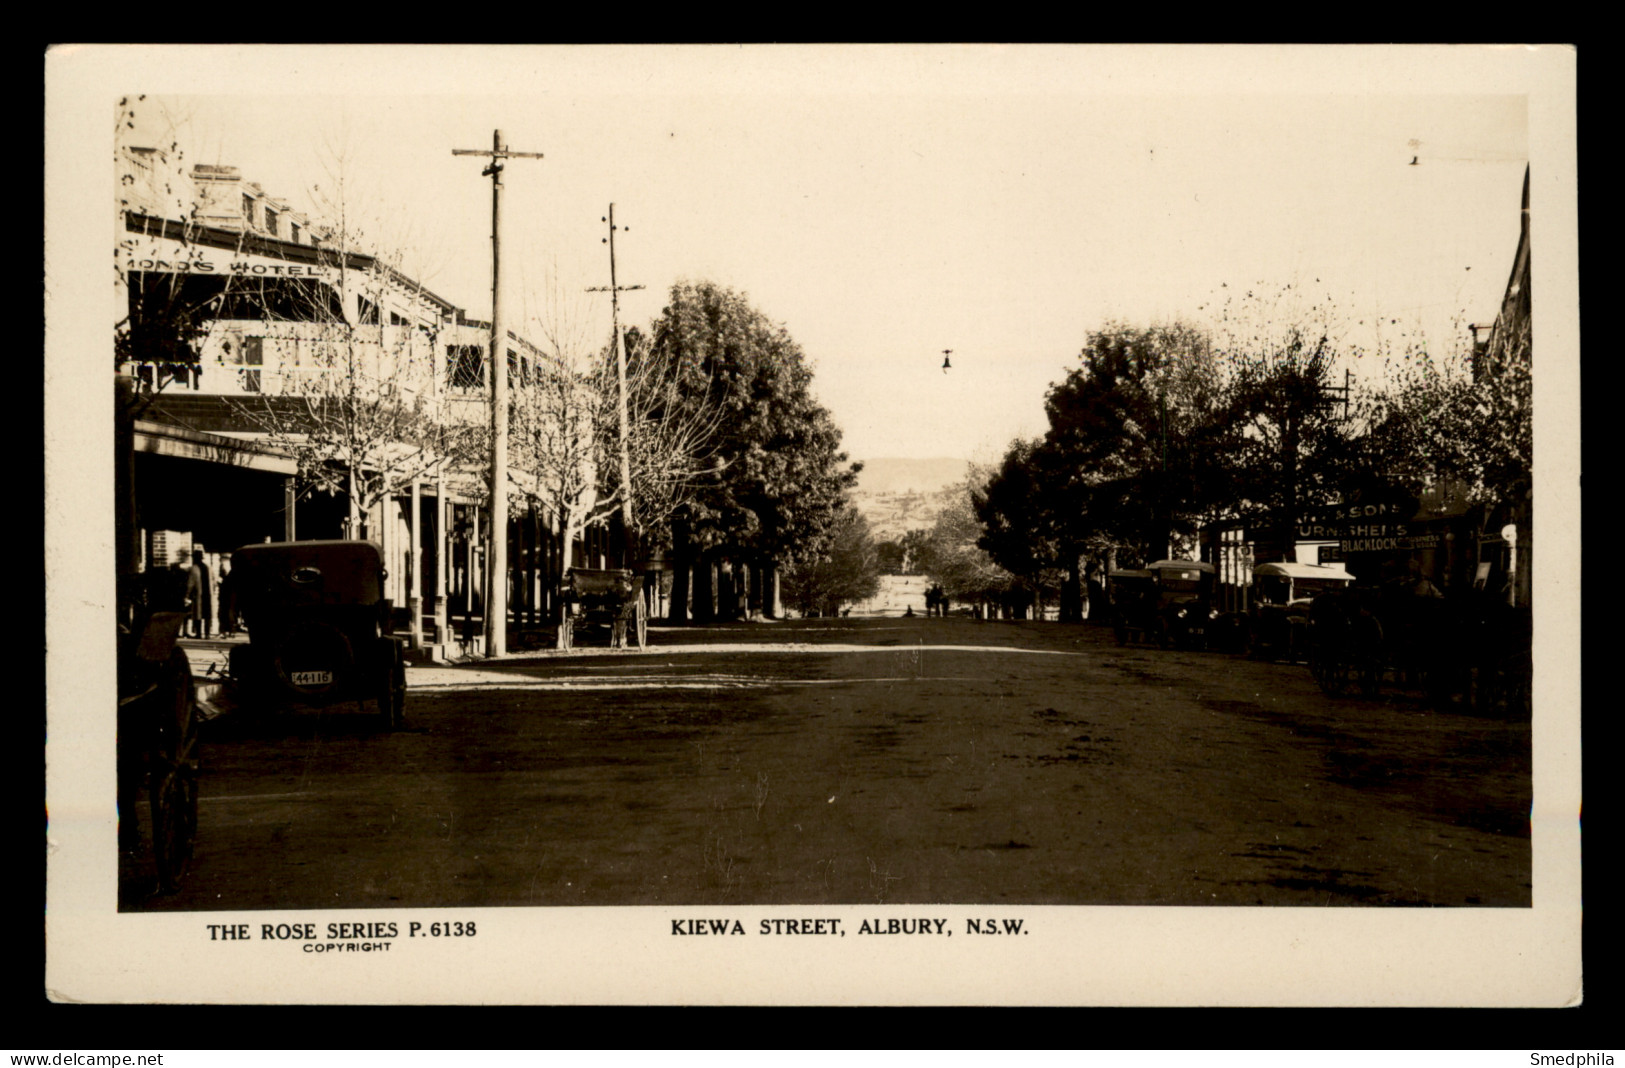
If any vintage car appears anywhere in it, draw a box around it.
[1108,561,1217,649]
[1147,559,1218,650]
[1248,561,1355,662]
[1106,568,1157,645]
[226,540,405,727]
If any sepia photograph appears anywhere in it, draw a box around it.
[44,44,1580,1006]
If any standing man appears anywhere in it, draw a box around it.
[186,550,213,639]
[216,553,238,636]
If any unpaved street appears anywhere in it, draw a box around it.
[139,616,1530,911]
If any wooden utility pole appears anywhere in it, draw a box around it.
[453,131,544,657]
[586,204,645,564]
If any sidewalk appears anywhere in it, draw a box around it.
[176,632,529,714]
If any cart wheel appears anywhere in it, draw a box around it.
[558,607,573,651]
[150,650,199,894]
[634,594,648,650]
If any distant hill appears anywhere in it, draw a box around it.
[849,457,969,543]
[853,457,970,496]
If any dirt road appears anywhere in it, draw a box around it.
[137,616,1530,910]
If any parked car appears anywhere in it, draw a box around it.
[1107,568,1158,645]
[1147,559,1218,650]
[226,540,405,727]
[1248,561,1354,662]
[1109,561,1217,649]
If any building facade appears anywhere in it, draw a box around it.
[116,147,602,653]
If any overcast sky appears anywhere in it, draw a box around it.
[103,46,1535,465]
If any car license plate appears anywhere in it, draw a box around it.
[292,670,333,686]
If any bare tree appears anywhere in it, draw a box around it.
[224,140,478,535]
[509,310,724,576]
[608,328,728,543]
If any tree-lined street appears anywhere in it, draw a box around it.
[142,616,1530,911]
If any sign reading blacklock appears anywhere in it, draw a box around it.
[1295,491,1442,554]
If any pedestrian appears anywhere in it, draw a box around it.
[217,554,239,636]
[186,549,213,638]
[164,559,191,613]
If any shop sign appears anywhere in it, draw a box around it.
[1339,531,1442,553]
[1295,491,1421,542]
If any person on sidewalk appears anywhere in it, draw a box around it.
[186,550,213,639]
[217,554,239,636]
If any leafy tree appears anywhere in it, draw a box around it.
[1036,320,1227,579]
[898,529,933,576]
[1205,286,1361,553]
[779,506,882,617]
[876,540,906,574]
[919,472,1015,611]
[645,281,860,622]
[973,438,1064,613]
[1355,337,1530,507]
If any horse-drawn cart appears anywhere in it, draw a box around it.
[558,568,648,651]
[1306,582,1490,711]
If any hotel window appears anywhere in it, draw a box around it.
[242,337,264,392]
[447,345,485,389]
[220,334,264,392]
[291,222,301,243]
[264,208,279,236]
[242,194,255,227]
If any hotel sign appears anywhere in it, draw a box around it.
[121,239,335,280]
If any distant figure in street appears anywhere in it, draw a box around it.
[904,605,915,618]
[925,584,946,618]
[186,550,213,638]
